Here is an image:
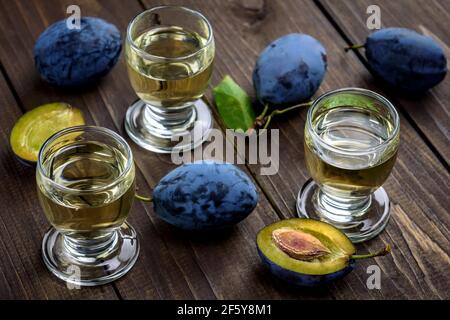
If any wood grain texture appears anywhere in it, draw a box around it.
[146,0,450,299]
[319,0,450,165]
[92,0,325,298]
[0,71,118,299]
[0,0,448,300]
[0,0,226,300]
[0,0,329,299]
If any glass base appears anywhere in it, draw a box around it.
[42,222,139,287]
[125,99,212,154]
[296,179,391,243]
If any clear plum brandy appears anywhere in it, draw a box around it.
[305,105,398,198]
[126,26,214,108]
[37,141,135,236]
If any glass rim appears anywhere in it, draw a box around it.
[37,125,134,194]
[307,87,400,155]
[126,5,214,62]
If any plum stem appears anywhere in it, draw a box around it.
[254,103,270,127]
[344,44,365,52]
[351,244,391,260]
[260,101,313,130]
[135,194,153,202]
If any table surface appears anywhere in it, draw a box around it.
[0,0,448,300]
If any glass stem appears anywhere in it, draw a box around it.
[314,188,372,219]
[63,231,118,257]
[144,103,197,134]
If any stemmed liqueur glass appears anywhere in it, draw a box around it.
[297,88,400,243]
[125,6,215,153]
[37,126,139,286]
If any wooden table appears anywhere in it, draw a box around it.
[0,0,448,300]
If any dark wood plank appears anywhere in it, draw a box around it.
[0,70,118,299]
[90,0,330,300]
[2,0,448,300]
[0,0,209,299]
[149,0,450,299]
[0,0,331,299]
[319,0,450,165]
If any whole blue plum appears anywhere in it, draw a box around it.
[365,28,447,92]
[153,160,258,230]
[253,33,327,106]
[34,17,121,87]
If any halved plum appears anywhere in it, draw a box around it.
[257,218,389,287]
[10,102,84,165]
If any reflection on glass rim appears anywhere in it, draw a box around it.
[126,5,214,62]
[37,125,134,194]
[307,87,400,156]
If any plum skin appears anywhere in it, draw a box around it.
[257,247,355,287]
[366,28,447,92]
[253,33,327,106]
[34,17,121,87]
[153,161,258,231]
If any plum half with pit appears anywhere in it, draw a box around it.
[253,33,327,106]
[257,218,390,287]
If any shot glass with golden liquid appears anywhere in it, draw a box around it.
[37,126,139,286]
[297,88,400,243]
[125,6,215,153]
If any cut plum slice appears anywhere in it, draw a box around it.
[257,218,390,286]
[10,102,85,163]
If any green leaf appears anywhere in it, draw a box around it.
[213,75,256,131]
[321,93,377,112]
